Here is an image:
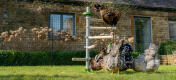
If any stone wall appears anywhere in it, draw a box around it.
[128,10,170,46]
[151,16,169,45]
[0,1,87,51]
[0,1,47,32]
[159,55,176,65]
[128,10,174,47]
[0,1,176,51]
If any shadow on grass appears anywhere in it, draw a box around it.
[121,70,136,74]
[121,70,176,74]
[155,71,176,74]
[91,69,137,74]
[0,74,79,79]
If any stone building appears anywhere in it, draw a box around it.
[0,0,176,52]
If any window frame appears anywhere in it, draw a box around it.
[134,16,152,52]
[49,12,76,35]
[168,20,176,40]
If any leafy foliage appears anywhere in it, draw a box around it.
[132,52,141,58]
[159,40,176,55]
[0,50,99,66]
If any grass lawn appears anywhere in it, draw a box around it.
[0,65,175,80]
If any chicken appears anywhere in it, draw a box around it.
[103,39,124,74]
[90,39,134,74]
[94,4,121,26]
[120,43,133,69]
[90,48,106,71]
[133,43,160,72]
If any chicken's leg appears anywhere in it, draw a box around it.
[117,67,119,75]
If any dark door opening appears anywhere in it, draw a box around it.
[134,17,152,52]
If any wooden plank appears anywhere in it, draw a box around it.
[87,44,97,49]
[72,58,86,61]
[89,36,113,39]
[90,27,116,30]
[90,18,104,22]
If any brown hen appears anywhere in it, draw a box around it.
[94,4,120,26]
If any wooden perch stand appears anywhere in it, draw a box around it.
[90,18,103,22]
[90,27,116,30]
[72,58,87,61]
[87,44,97,49]
[89,36,113,39]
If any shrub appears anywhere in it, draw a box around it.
[132,52,141,58]
[159,40,176,55]
[0,27,84,51]
[0,50,99,66]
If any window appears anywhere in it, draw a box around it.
[169,21,176,40]
[49,13,75,35]
[134,17,151,52]
[2,12,8,18]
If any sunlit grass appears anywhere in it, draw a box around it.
[0,65,175,80]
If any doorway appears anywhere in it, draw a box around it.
[134,17,152,52]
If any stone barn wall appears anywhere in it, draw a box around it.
[0,1,176,51]
[129,10,171,46]
[159,55,176,65]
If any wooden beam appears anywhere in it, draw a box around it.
[72,58,87,61]
[90,27,116,30]
[90,18,103,22]
[89,36,113,39]
[87,44,97,49]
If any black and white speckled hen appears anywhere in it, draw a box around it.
[94,4,121,26]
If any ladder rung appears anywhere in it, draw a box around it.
[72,58,87,61]
[90,27,116,30]
[89,36,113,39]
[87,44,97,49]
[90,18,104,22]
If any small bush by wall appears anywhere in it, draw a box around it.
[132,52,141,58]
[159,40,176,55]
[0,50,99,66]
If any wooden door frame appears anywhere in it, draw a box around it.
[130,16,152,51]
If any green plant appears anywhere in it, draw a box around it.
[132,52,141,58]
[0,50,99,66]
[159,40,176,55]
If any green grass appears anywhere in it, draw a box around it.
[0,65,175,80]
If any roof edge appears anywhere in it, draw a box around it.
[38,0,176,12]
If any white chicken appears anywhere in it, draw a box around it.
[133,43,160,72]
